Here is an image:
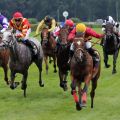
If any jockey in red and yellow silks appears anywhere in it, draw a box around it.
[68,25,103,42]
[68,23,104,65]
[9,12,31,39]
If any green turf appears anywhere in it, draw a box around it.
[0,28,120,120]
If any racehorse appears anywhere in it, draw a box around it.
[102,23,119,74]
[0,33,9,85]
[41,28,57,74]
[57,27,70,91]
[0,30,44,97]
[70,37,101,110]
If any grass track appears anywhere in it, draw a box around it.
[0,28,120,120]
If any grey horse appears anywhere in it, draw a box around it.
[0,30,44,97]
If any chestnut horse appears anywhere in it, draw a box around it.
[70,37,101,110]
[57,27,70,91]
[41,28,57,74]
[0,33,9,85]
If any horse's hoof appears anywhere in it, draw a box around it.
[112,70,117,74]
[76,102,82,111]
[10,82,19,90]
[81,102,87,107]
[39,81,44,87]
[105,64,110,68]
[54,70,57,73]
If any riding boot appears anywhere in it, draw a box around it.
[87,48,99,64]
[24,40,37,55]
[67,50,74,65]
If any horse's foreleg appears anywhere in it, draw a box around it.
[82,74,91,106]
[53,56,57,73]
[3,65,9,85]
[44,56,48,74]
[21,71,28,97]
[35,59,44,87]
[10,71,19,89]
[71,74,81,110]
[90,77,98,108]
[59,70,64,88]
[112,51,119,74]
[103,51,110,68]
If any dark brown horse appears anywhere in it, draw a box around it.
[70,37,101,110]
[41,28,57,74]
[57,27,70,91]
[102,23,119,74]
[0,33,9,85]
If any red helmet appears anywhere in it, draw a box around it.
[13,12,23,19]
[65,19,74,27]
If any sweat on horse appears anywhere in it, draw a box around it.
[70,37,101,110]
[0,30,44,97]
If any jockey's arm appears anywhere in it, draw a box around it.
[16,25,29,39]
[86,27,103,39]
[48,19,56,32]
[35,20,44,35]
[67,28,76,42]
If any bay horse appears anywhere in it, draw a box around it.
[57,27,70,91]
[70,37,101,110]
[0,33,9,85]
[41,28,57,74]
[0,30,44,97]
[102,22,119,74]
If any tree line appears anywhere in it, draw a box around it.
[0,0,120,22]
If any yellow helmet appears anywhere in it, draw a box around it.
[76,23,86,34]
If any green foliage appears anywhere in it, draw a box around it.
[28,18,38,24]
[0,0,120,21]
[71,17,81,23]
[31,24,38,31]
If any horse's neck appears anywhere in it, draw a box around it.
[49,36,56,48]
[9,40,19,61]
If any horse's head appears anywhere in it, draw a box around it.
[0,29,15,49]
[41,27,49,45]
[105,23,114,37]
[59,27,69,45]
[73,37,85,62]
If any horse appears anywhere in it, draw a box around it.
[57,27,70,91]
[0,30,44,97]
[70,37,101,110]
[41,28,57,74]
[102,22,119,74]
[0,33,9,85]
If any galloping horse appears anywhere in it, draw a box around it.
[0,30,44,97]
[102,23,119,74]
[0,33,9,85]
[70,37,100,110]
[41,28,57,74]
[57,27,70,91]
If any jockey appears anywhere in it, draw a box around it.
[9,12,37,55]
[54,19,75,52]
[55,19,75,39]
[68,23,104,64]
[0,12,9,33]
[101,16,120,46]
[35,15,57,43]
